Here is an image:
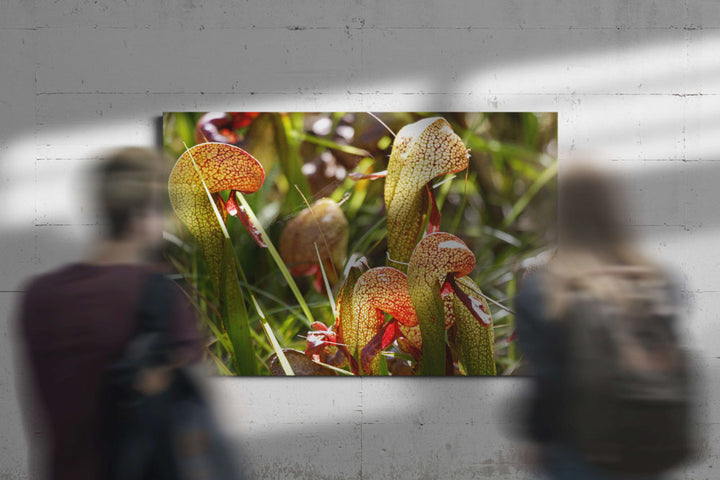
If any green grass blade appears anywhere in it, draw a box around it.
[261,319,295,376]
[349,216,386,254]
[169,260,234,354]
[174,113,197,150]
[315,242,337,313]
[502,159,558,229]
[260,302,329,318]
[275,114,312,204]
[208,349,234,376]
[313,360,356,376]
[234,252,295,376]
[339,157,376,219]
[235,191,316,325]
[238,281,314,327]
[291,131,373,158]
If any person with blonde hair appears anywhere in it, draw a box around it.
[17,147,201,480]
[516,161,691,479]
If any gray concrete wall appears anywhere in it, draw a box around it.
[1,1,718,478]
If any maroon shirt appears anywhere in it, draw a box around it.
[18,263,201,480]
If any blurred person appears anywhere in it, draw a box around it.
[515,161,693,480]
[16,147,202,480]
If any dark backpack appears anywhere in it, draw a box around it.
[560,269,692,475]
[104,274,245,480]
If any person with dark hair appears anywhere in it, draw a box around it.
[17,147,201,480]
[516,161,693,480]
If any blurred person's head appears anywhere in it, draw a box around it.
[547,158,663,316]
[557,160,627,252]
[93,147,167,262]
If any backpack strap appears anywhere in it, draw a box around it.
[136,273,173,334]
[127,273,175,368]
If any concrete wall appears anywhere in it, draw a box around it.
[1,1,719,478]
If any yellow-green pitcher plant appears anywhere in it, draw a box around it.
[169,142,265,374]
[384,117,470,269]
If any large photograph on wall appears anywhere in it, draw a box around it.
[162,112,557,376]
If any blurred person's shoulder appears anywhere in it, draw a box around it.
[20,261,193,319]
[18,262,153,332]
[22,262,152,297]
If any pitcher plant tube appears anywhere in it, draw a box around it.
[384,117,470,269]
[168,142,265,374]
[408,232,495,376]
[343,267,420,374]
